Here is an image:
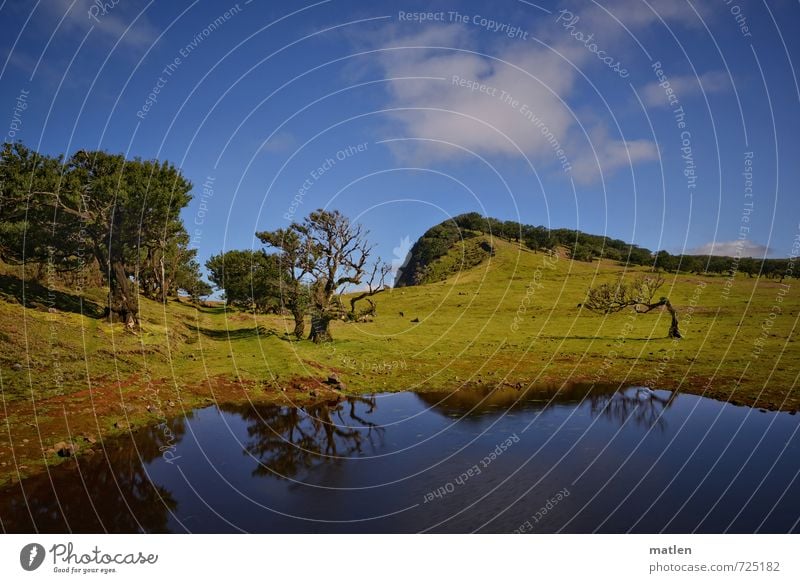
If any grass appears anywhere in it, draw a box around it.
[0,236,798,484]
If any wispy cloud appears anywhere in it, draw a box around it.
[40,0,158,50]
[569,125,659,183]
[572,0,715,32]
[362,24,658,183]
[641,71,730,108]
[689,240,772,257]
[258,132,297,154]
[354,1,723,183]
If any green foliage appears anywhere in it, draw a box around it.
[0,143,82,270]
[394,218,480,286]
[171,245,211,301]
[415,237,494,285]
[205,249,285,312]
[0,142,203,322]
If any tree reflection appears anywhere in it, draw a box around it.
[222,396,384,479]
[0,417,187,533]
[589,387,677,431]
[416,383,676,430]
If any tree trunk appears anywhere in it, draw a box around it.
[639,297,682,339]
[159,252,167,303]
[291,306,305,339]
[109,259,138,329]
[664,299,681,339]
[309,314,332,343]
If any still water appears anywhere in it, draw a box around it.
[2,384,799,533]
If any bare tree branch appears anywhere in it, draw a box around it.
[349,259,391,316]
[584,274,682,338]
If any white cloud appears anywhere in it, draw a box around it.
[690,240,772,257]
[571,136,659,183]
[641,71,730,108]
[365,25,658,183]
[358,1,723,182]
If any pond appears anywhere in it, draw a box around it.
[2,384,799,533]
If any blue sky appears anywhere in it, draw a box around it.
[2,0,799,275]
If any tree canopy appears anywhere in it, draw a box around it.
[256,209,375,342]
[0,143,206,325]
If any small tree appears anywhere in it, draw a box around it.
[348,259,390,321]
[584,273,682,339]
[205,249,283,312]
[173,252,212,302]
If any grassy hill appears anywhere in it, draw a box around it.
[1,233,798,484]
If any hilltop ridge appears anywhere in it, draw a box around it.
[395,213,792,286]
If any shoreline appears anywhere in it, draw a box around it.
[1,371,797,487]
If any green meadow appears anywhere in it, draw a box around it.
[0,235,797,484]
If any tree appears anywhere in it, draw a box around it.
[653,250,677,272]
[258,211,377,341]
[570,242,598,262]
[205,249,283,312]
[171,248,212,302]
[256,227,313,339]
[522,226,550,252]
[138,231,197,302]
[0,144,194,328]
[348,259,390,321]
[584,273,682,339]
[295,209,371,342]
[0,143,84,272]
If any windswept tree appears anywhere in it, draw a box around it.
[258,211,378,340]
[584,273,682,339]
[348,258,390,320]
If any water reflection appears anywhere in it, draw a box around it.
[589,387,677,431]
[0,417,188,533]
[416,384,676,430]
[221,396,385,479]
[1,385,796,534]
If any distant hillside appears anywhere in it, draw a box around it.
[395,212,793,287]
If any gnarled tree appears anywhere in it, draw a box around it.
[255,210,375,342]
[296,209,371,343]
[584,274,682,339]
[348,258,390,321]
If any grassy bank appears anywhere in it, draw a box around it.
[1,237,798,485]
